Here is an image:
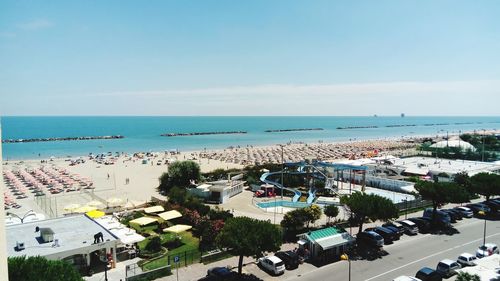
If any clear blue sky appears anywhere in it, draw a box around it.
[1,0,499,116]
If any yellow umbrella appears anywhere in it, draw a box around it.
[63,203,81,212]
[74,205,97,213]
[86,209,105,218]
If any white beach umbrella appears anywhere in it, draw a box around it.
[106,197,124,207]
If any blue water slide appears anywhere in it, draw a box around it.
[260,172,302,202]
[306,188,316,204]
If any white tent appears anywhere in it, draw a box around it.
[430,140,476,151]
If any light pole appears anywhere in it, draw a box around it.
[404,197,408,219]
[281,144,284,200]
[479,211,486,246]
[340,254,351,281]
[481,129,486,162]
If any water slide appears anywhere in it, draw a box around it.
[260,172,302,202]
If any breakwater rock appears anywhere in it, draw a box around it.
[2,135,124,143]
[161,131,247,137]
[264,128,324,133]
[337,126,378,130]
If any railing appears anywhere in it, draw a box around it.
[126,263,171,281]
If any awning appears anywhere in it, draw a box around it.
[315,232,355,250]
[86,210,106,218]
[144,206,165,214]
[158,210,182,221]
[129,217,158,226]
[163,224,192,233]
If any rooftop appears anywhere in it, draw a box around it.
[390,157,500,176]
[6,215,117,258]
[306,227,344,241]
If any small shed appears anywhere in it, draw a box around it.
[297,227,354,261]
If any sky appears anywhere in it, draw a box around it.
[1,0,499,116]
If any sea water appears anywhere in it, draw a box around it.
[2,116,499,160]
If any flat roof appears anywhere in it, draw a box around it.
[144,206,165,214]
[157,210,182,221]
[6,215,117,258]
[390,157,500,176]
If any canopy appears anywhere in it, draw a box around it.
[144,205,165,214]
[404,167,429,176]
[129,217,158,226]
[86,210,106,219]
[315,232,355,250]
[163,224,192,233]
[157,210,182,221]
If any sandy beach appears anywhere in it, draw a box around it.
[3,130,499,219]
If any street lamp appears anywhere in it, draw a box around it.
[479,211,486,247]
[340,254,351,281]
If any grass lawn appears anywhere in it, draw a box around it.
[142,231,200,271]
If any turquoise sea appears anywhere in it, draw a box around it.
[2,116,499,160]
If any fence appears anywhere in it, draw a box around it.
[126,263,171,281]
[395,198,432,212]
[34,195,57,218]
[165,249,202,267]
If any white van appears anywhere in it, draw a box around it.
[457,253,477,266]
[258,255,285,275]
[436,259,461,277]
[398,220,419,235]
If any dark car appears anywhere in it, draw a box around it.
[408,217,431,233]
[383,221,405,236]
[482,200,500,212]
[439,210,458,223]
[415,267,442,281]
[275,251,299,270]
[207,267,235,280]
[382,225,402,240]
[467,203,492,217]
[357,231,384,248]
[443,209,463,220]
[366,226,398,244]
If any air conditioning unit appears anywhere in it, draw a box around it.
[16,241,25,251]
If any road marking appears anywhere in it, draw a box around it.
[364,232,500,281]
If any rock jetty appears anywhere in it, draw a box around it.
[161,131,247,137]
[337,126,378,130]
[2,135,124,143]
[264,128,324,133]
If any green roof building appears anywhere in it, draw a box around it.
[298,227,354,261]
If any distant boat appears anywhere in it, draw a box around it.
[373,114,378,117]
[401,113,405,118]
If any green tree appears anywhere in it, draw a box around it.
[324,205,339,223]
[281,210,306,231]
[145,236,162,253]
[415,180,469,222]
[158,161,201,193]
[470,172,500,201]
[216,217,282,274]
[8,256,83,281]
[456,272,480,281]
[303,205,322,227]
[341,192,398,233]
[454,171,470,188]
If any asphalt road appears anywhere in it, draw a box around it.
[275,217,500,281]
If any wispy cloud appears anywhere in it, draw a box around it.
[17,19,54,31]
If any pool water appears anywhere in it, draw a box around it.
[257,200,310,209]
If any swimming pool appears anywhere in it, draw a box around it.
[257,200,311,209]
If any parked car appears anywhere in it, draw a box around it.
[383,221,405,236]
[381,225,402,240]
[408,217,431,233]
[454,206,473,218]
[476,243,499,258]
[258,255,285,275]
[357,231,384,247]
[366,226,398,244]
[439,210,458,222]
[436,259,461,277]
[457,253,477,267]
[482,200,500,213]
[393,276,422,281]
[422,209,451,227]
[398,220,419,235]
[442,209,463,220]
[275,251,299,270]
[467,203,491,217]
[415,267,442,281]
[206,267,235,279]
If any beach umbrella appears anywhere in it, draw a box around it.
[87,200,105,208]
[107,197,124,207]
[163,224,192,234]
[63,203,81,212]
[74,205,97,213]
[86,209,105,219]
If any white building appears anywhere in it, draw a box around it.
[189,176,245,204]
[6,214,119,274]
